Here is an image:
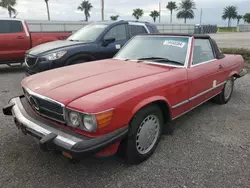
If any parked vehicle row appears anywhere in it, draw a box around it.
[0,19,71,66]
[2,26,247,164]
[24,20,159,75]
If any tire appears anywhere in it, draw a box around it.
[118,104,163,164]
[213,77,234,104]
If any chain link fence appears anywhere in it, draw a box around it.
[155,24,195,34]
[27,20,217,34]
[238,24,250,32]
[194,25,217,34]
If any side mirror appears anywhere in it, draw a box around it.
[102,37,116,46]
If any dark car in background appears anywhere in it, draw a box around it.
[25,20,159,75]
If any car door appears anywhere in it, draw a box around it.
[98,23,128,59]
[0,20,30,63]
[188,38,225,107]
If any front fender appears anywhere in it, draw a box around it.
[131,96,172,117]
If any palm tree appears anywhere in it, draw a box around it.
[176,0,196,23]
[166,1,177,23]
[236,15,242,25]
[243,13,250,24]
[132,8,144,20]
[78,0,93,22]
[222,6,237,27]
[44,0,50,20]
[110,15,119,21]
[0,0,17,18]
[149,10,160,23]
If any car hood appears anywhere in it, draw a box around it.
[28,40,92,56]
[22,59,172,105]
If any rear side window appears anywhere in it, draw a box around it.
[129,25,147,37]
[192,39,215,65]
[0,20,23,34]
[104,24,127,41]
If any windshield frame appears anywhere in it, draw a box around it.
[113,35,192,68]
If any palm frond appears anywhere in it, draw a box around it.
[176,0,196,22]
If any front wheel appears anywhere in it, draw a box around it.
[119,104,163,164]
[213,77,234,104]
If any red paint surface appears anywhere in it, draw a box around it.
[95,141,121,157]
[21,37,244,155]
[0,20,71,63]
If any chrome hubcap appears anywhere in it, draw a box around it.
[136,115,160,155]
[224,79,233,100]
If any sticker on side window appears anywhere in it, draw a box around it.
[163,40,186,48]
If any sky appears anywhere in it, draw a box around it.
[0,0,250,26]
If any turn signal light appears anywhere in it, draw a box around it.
[95,111,113,129]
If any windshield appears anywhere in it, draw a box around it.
[115,36,189,66]
[67,24,108,42]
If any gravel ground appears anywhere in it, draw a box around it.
[209,32,250,49]
[0,65,250,188]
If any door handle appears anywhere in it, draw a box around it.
[17,36,25,39]
[218,64,223,69]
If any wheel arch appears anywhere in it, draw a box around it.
[131,96,172,125]
[228,70,239,79]
[65,53,96,65]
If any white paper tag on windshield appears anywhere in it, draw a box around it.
[163,40,186,48]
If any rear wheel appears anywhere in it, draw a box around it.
[213,77,234,104]
[118,104,163,164]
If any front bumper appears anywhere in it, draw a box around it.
[3,96,128,159]
[236,68,248,78]
[239,68,248,77]
[25,59,54,76]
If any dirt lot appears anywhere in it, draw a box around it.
[0,65,249,188]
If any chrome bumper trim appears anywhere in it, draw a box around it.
[9,97,82,149]
[238,68,248,78]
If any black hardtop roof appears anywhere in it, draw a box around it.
[140,33,211,39]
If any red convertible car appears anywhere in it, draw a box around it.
[3,33,247,164]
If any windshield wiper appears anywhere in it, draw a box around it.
[137,57,184,66]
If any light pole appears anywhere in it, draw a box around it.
[101,0,104,20]
[199,8,203,25]
[159,2,161,23]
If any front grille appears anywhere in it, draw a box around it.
[25,55,38,67]
[24,88,65,123]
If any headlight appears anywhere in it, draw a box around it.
[66,109,113,132]
[68,111,81,128]
[83,114,97,132]
[42,51,67,61]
